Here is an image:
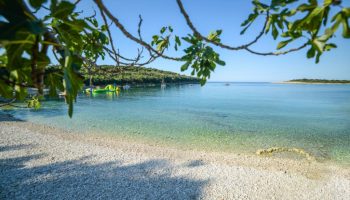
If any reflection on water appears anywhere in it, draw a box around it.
[9,83,350,165]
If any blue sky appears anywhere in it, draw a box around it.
[73,1,349,81]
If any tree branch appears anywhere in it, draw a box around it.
[93,0,182,61]
[99,7,120,66]
[176,0,270,50]
[0,98,27,108]
[0,98,16,107]
[245,42,308,56]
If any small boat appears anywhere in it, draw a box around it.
[122,85,130,90]
[161,80,166,89]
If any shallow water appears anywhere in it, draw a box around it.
[7,83,350,164]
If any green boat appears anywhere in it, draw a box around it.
[85,85,120,94]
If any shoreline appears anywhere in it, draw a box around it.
[1,115,350,199]
[6,112,348,167]
[274,81,350,85]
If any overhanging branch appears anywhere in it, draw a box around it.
[176,0,270,51]
[93,0,183,61]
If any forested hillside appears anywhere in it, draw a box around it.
[82,65,199,85]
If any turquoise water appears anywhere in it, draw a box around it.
[8,83,350,164]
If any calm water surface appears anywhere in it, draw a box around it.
[8,83,350,164]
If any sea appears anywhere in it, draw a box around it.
[6,82,350,165]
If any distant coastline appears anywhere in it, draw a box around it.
[275,79,350,85]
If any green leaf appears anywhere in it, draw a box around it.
[0,80,13,98]
[240,25,251,35]
[241,13,258,27]
[252,0,269,11]
[341,16,350,38]
[29,0,47,9]
[51,1,75,20]
[188,70,193,76]
[175,36,181,46]
[199,78,206,86]
[324,43,337,51]
[156,40,167,51]
[323,0,333,7]
[272,24,279,39]
[45,71,63,97]
[92,18,98,27]
[182,35,192,44]
[65,19,88,32]
[207,30,222,42]
[312,39,325,52]
[265,17,273,33]
[181,62,191,71]
[297,3,316,12]
[306,47,315,58]
[315,51,322,63]
[160,27,166,34]
[27,20,45,35]
[277,39,293,50]
[153,35,159,40]
[101,25,107,32]
[63,55,83,117]
[215,59,225,66]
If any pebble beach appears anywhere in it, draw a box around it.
[1,116,350,199]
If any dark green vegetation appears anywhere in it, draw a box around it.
[82,65,199,85]
[288,79,350,83]
[1,0,349,116]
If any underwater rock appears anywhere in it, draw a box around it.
[256,147,316,161]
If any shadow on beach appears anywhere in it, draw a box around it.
[0,112,23,122]
[0,144,207,200]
